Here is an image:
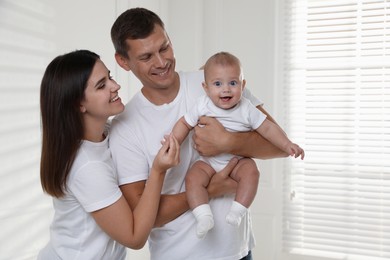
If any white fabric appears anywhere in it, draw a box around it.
[110,70,262,260]
[38,135,126,260]
[226,201,249,226]
[193,204,214,239]
[184,95,267,172]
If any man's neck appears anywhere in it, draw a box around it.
[141,72,180,105]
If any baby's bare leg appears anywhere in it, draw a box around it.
[226,158,260,226]
[186,160,216,209]
[186,160,216,239]
[230,158,260,207]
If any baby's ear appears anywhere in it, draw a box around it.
[242,79,246,90]
[202,82,208,92]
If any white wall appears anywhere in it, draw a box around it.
[165,1,282,259]
[0,0,282,259]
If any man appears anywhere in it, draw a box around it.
[109,7,286,260]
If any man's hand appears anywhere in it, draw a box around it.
[193,109,288,160]
[193,116,230,157]
[207,157,239,198]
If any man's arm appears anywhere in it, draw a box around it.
[120,181,189,227]
[120,157,241,227]
[192,105,289,159]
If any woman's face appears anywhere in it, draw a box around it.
[80,60,124,122]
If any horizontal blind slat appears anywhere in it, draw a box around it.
[282,0,390,259]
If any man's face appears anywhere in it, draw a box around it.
[125,25,177,91]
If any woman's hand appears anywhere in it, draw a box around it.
[153,134,180,172]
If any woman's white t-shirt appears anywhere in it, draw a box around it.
[38,135,126,260]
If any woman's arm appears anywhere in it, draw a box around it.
[91,134,180,249]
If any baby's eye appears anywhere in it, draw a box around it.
[229,80,238,87]
[214,81,222,87]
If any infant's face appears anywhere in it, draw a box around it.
[203,64,244,110]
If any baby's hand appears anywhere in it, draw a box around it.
[288,143,305,160]
[154,133,180,172]
[160,134,170,145]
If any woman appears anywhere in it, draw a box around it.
[38,50,180,259]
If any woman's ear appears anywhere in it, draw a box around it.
[115,53,131,71]
[80,104,87,113]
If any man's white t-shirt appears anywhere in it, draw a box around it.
[38,136,126,260]
[110,70,262,260]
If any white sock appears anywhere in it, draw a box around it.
[226,201,248,226]
[192,204,214,239]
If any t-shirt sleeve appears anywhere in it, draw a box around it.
[68,162,122,213]
[245,98,267,129]
[183,96,204,127]
[243,87,263,107]
[109,120,149,186]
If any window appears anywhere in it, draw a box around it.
[0,0,55,258]
[282,0,390,259]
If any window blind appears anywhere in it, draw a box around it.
[0,0,55,258]
[282,0,390,259]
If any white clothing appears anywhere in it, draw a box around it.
[109,70,261,260]
[184,95,267,172]
[38,135,126,260]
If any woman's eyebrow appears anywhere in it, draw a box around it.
[94,76,106,88]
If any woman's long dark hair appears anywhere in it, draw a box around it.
[40,50,100,197]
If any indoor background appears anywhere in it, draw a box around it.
[0,0,388,259]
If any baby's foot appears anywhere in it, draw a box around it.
[196,215,214,239]
[226,201,248,226]
[193,204,214,239]
[226,211,242,226]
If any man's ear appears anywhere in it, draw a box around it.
[115,53,131,71]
